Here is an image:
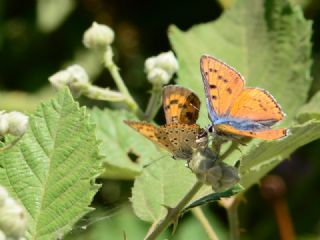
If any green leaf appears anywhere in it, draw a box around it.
[296,91,320,123]
[91,108,164,179]
[169,0,312,126]
[0,88,102,240]
[168,0,316,190]
[65,207,158,240]
[131,159,211,222]
[182,184,244,214]
[239,120,320,188]
[175,207,227,240]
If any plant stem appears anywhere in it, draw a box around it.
[144,83,163,121]
[191,207,219,240]
[226,197,241,240]
[144,181,204,240]
[104,47,144,119]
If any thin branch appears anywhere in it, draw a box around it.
[225,196,241,240]
[104,47,144,118]
[191,207,219,240]
[144,181,204,240]
[144,84,163,121]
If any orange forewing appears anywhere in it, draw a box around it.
[163,85,200,124]
[200,55,244,116]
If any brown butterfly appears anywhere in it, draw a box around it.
[124,85,207,160]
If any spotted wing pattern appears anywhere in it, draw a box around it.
[163,85,200,124]
[200,55,244,119]
[156,123,202,159]
[229,88,285,125]
[200,55,287,140]
[124,121,159,145]
[124,120,204,160]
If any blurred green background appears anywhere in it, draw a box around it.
[1,0,320,239]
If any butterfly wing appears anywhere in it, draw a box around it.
[215,124,287,140]
[200,55,244,121]
[124,121,160,145]
[228,88,285,127]
[157,123,205,159]
[163,85,200,124]
[124,121,204,160]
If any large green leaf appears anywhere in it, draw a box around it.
[0,89,102,240]
[131,159,212,222]
[168,0,315,190]
[90,108,165,179]
[296,91,320,123]
[239,120,320,188]
[169,0,311,125]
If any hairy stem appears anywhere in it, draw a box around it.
[104,46,144,118]
[226,197,241,240]
[144,181,204,240]
[144,83,163,121]
[191,207,219,240]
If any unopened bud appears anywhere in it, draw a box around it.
[0,186,8,207]
[0,230,5,240]
[147,68,170,85]
[145,51,179,85]
[0,197,27,238]
[83,22,115,49]
[49,65,89,90]
[0,113,9,135]
[6,112,29,136]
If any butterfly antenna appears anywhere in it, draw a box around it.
[190,102,200,111]
[142,154,168,168]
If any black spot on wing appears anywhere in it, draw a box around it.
[170,99,179,104]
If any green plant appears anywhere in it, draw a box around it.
[1,0,320,239]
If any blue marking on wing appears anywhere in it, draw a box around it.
[206,98,218,122]
[214,117,269,131]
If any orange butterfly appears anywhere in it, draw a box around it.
[124,85,207,160]
[200,55,287,140]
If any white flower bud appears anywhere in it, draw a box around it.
[154,51,179,76]
[67,65,89,85]
[147,68,170,85]
[83,22,115,49]
[0,186,8,207]
[0,198,27,238]
[0,113,9,136]
[6,112,29,136]
[48,70,72,89]
[49,65,89,90]
[145,51,179,85]
[0,230,5,240]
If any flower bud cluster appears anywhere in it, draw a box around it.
[48,65,89,91]
[0,186,27,239]
[0,112,28,136]
[145,51,179,85]
[189,148,239,192]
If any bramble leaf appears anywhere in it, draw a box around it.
[169,0,316,190]
[90,108,164,179]
[0,88,102,240]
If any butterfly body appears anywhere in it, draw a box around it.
[200,55,287,140]
[125,85,208,160]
